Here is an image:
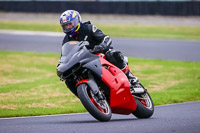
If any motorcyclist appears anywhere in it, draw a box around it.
[59,10,138,88]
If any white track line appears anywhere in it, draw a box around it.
[0,112,88,120]
[0,30,64,37]
[155,100,200,107]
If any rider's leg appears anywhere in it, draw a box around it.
[121,64,139,85]
[105,49,138,85]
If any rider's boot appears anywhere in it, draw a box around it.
[121,65,139,86]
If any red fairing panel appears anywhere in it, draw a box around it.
[99,58,137,115]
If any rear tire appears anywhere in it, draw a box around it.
[77,83,112,122]
[132,84,154,118]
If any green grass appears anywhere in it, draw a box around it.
[128,58,200,105]
[0,51,200,118]
[0,21,62,32]
[1,21,200,40]
[97,24,200,40]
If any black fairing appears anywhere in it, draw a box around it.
[57,41,102,79]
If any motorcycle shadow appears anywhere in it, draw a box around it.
[50,118,140,124]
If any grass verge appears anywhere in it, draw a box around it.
[0,51,199,118]
[0,21,200,40]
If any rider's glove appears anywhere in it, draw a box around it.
[93,43,106,53]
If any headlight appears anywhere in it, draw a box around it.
[57,70,63,78]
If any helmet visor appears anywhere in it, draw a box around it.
[61,17,79,33]
[62,22,74,32]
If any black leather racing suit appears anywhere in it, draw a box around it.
[61,21,127,96]
[62,21,126,69]
[62,21,111,49]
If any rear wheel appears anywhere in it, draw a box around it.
[77,83,112,122]
[132,83,154,118]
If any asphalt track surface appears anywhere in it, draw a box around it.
[0,31,200,62]
[0,101,200,133]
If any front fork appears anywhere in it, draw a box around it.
[76,71,104,100]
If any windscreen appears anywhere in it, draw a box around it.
[61,41,80,56]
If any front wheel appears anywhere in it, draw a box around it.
[77,83,112,122]
[132,84,154,118]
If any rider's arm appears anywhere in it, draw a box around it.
[88,24,112,50]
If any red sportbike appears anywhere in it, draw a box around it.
[57,41,154,122]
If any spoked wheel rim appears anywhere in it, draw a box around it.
[131,83,153,110]
[133,93,153,110]
[139,93,152,109]
[77,83,112,121]
[89,90,110,114]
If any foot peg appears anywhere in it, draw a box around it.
[130,77,139,85]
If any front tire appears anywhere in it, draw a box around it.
[77,83,112,122]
